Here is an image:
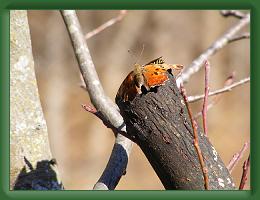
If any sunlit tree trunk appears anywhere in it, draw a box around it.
[10,10,57,189]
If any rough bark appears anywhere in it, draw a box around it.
[116,72,236,190]
[10,10,61,190]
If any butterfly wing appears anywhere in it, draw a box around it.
[145,56,165,65]
[142,65,169,88]
[116,71,139,102]
[160,63,184,77]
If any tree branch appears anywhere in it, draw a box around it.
[81,103,135,142]
[239,155,250,190]
[177,13,250,86]
[194,72,235,119]
[180,84,209,190]
[220,10,247,19]
[188,77,250,103]
[85,10,127,40]
[60,10,133,190]
[202,60,210,137]
[116,73,235,189]
[228,32,250,43]
[227,142,249,173]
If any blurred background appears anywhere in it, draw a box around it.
[27,10,250,190]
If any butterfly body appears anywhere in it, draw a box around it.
[116,57,183,102]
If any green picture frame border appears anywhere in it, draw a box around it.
[0,0,258,199]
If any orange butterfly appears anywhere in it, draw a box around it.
[116,57,183,102]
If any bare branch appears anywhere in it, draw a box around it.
[177,13,250,86]
[60,10,133,190]
[224,71,236,86]
[81,104,135,141]
[228,32,250,43]
[220,10,247,19]
[180,84,209,190]
[81,104,115,131]
[188,77,250,103]
[239,155,250,190]
[85,10,127,40]
[227,142,249,173]
[202,61,210,137]
[194,72,235,119]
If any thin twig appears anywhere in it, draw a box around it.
[79,73,87,89]
[85,10,127,40]
[81,103,135,142]
[220,10,247,19]
[224,71,236,86]
[202,61,210,137]
[177,13,250,86]
[228,32,250,43]
[81,11,127,89]
[60,10,133,190]
[188,77,250,103]
[194,72,235,119]
[227,142,249,173]
[81,103,113,130]
[239,155,250,190]
[180,84,209,190]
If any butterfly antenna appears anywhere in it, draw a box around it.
[135,44,145,64]
[128,44,145,65]
[128,49,138,65]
